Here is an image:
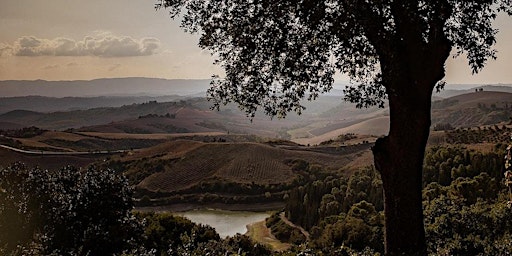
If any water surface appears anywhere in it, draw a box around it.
[176,209,270,238]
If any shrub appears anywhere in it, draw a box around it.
[0,163,140,255]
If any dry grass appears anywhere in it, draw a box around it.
[138,142,299,192]
[35,131,89,142]
[344,150,374,171]
[464,143,496,153]
[0,147,104,170]
[15,138,64,150]
[76,131,225,140]
[120,140,204,161]
[293,116,389,146]
[136,140,366,193]
[11,131,89,151]
[245,220,291,252]
[13,131,92,151]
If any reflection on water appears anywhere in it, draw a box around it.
[176,209,270,238]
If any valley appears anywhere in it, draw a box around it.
[3,79,512,254]
[2,82,512,212]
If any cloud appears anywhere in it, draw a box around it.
[0,43,14,56]
[2,33,161,57]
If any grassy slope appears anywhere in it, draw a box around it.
[432,91,512,127]
[246,220,291,252]
[135,141,366,193]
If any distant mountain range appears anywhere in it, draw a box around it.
[0,95,185,114]
[1,77,511,99]
[2,77,512,144]
[0,78,211,97]
[2,90,512,144]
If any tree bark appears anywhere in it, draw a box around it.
[373,79,433,255]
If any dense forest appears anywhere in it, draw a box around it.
[270,144,512,255]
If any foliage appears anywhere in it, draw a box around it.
[158,0,511,115]
[286,166,383,231]
[277,145,512,254]
[424,186,512,255]
[158,1,512,253]
[136,212,219,255]
[266,213,306,245]
[445,126,512,144]
[433,123,454,131]
[319,133,358,146]
[423,146,503,186]
[0,162,272,255]
[0,126,46,138]
[3,141,512,255]
[136,212,271,256]
[0,163,140,255]
[281,166,384,253]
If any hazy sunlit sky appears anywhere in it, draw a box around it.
[1,0,511,85]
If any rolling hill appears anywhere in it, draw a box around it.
[0,100,197,131]
[2,87,512,147]
[0,128,373,206]
[434,84,512,98]
[0,95,184,114]
[0,147,105,170]
[293,116,389,146]
[134,141,365,193]
[0,78,211,97]
[0,97,315,138]
[293,90,512,145]
[431,91,512,128]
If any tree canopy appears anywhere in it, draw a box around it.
[0,164,139,255]
[158,0,512,254]
[158,0,512,116]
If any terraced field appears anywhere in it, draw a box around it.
[139,143,240,191]
[134,141,370,193]
[218,143,292,184]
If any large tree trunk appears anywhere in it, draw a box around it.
[372,79,433,255]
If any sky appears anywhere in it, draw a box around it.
[0,0,511,85]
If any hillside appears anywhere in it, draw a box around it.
[0,130,121,169]
[2,87,512,147]
[0,95,184,114]
[0,98,315,138]
[431,91,512,128]
[79,137,375,207]
[293,116,389,145]
[0,121,23,130]
[135,141,364,192]
[434,84,512,98]
[0,100,206,131]
[0,147,105,170]
[294,90,512,145]
[0,78,211,97]
[78,115,217,134]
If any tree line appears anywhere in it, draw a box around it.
[273,145,512,255]
[0,163,269,256]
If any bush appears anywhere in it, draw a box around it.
[0,163,140,255]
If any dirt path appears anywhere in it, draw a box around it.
[279,212,310,241]
[245,220,291,252]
